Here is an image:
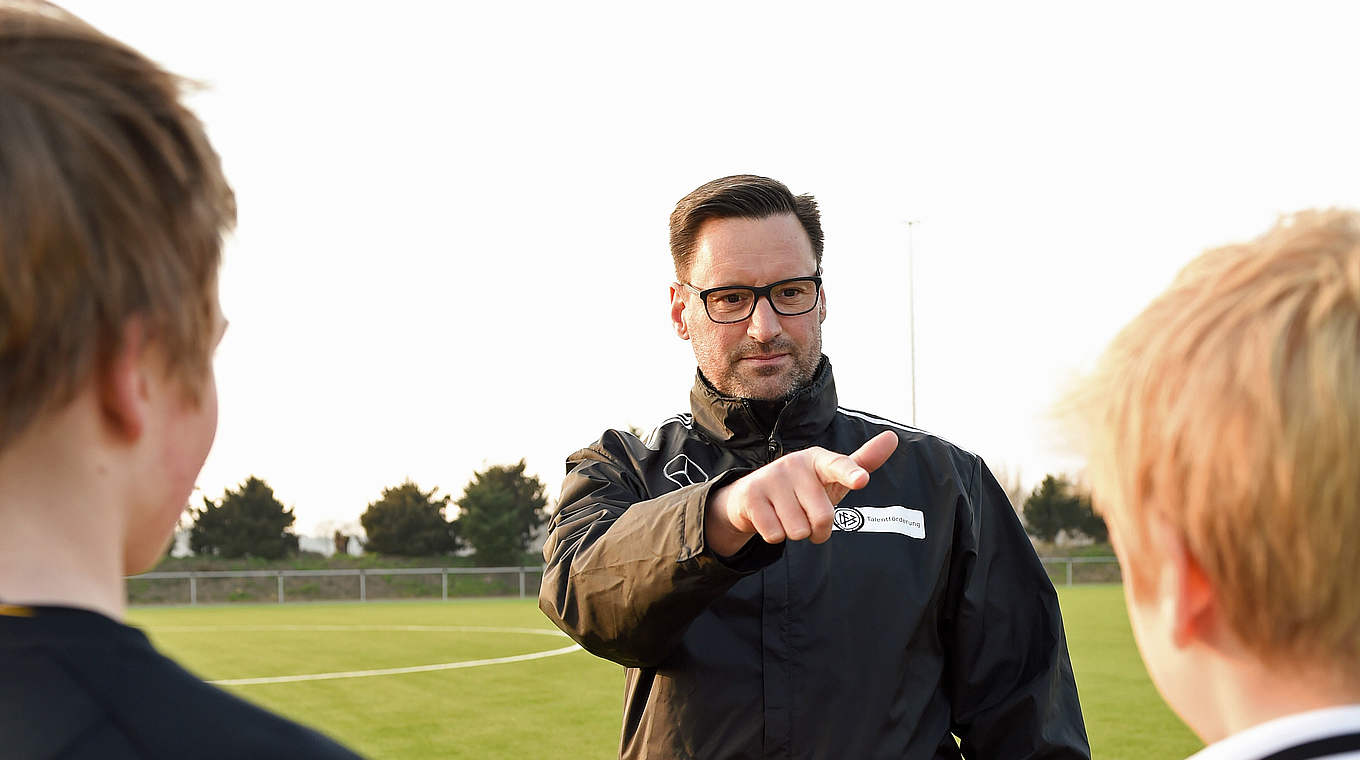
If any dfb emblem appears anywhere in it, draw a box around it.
[833,506,864,532]
[663,454,709,488]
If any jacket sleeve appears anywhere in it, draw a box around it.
[537,431,782,668]
[946,456,1091,759]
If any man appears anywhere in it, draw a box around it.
[540,175,1089,759]
[0,4,360,757]
[1067,210,1360,759]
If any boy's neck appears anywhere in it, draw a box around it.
[0,528,126,620]
[1193,649,1360,743]
[0,400,130,621]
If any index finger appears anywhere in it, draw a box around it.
[811,449,871,492]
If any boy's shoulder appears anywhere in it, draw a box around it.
[0,605,362,760]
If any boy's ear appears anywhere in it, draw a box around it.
[1159,523,1218,650]
[97,319,151,442]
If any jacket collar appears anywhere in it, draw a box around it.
[689,356,839,450]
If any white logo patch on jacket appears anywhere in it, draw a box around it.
[662,454,709,488]
[832,506,925,539]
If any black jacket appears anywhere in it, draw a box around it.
[540,359,1089,759]
[0,605,362,759]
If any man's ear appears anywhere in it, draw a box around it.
[819,285,828,323]
[670,283,691,341]
[97,319,151,442]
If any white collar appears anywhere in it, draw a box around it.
[1187,705,1360,760]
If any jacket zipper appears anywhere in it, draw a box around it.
[765,408,785,464]
[740,399,786,465]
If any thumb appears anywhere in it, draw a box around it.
[819,432,899,505]
[849,431,899,475]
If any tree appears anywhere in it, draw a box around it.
[360,480,458,556]
[1021,474,1107,543]
[1022,475,1067,542]
[1075,492,1109,543]
[190,476,299,559]
[455,460,548,565]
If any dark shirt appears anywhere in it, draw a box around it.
[0,604,362,759]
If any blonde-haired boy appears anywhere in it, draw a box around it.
[1070,210,1360,759]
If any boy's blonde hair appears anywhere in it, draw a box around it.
[1071,209,1360,677]
[0,2,235,450]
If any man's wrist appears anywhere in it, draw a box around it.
[705,482,754,559]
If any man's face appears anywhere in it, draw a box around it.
[670,214,826,400]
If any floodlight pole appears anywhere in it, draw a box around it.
[906,220,920,427]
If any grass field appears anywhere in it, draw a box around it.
[128,585,1203,759]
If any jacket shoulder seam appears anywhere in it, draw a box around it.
[835,406,926,434]
[643,413,693,449]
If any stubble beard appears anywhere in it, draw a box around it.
[696,325,823,402]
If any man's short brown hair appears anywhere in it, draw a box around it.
[0,2,236,449]
[669,175,824,280]
[1068,209,1360,678]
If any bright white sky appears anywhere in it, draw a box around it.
[63,2,1360,537]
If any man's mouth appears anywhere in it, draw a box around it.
[739,353,789,364]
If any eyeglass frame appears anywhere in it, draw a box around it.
[680,275,824,324]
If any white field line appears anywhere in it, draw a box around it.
[140,625,584,686]
[209,644,583,686]
[149,625,569,637]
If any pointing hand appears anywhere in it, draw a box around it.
[706,431,899,557]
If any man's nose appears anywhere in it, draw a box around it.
[746,296,783,343]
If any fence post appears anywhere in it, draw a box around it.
[442,569,448,601]
[189,574,197,605]
[360,569,366,602]
[1066,560,1073,587]
[519,567,526,599]
[277,572,284,604]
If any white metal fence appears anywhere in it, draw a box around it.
[126,566,546,606]
[127,557,1119,606]
[1038,556,1121,586]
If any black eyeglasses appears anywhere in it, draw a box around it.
[681,275,823,324]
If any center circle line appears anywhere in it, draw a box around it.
[138,625,583,686]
